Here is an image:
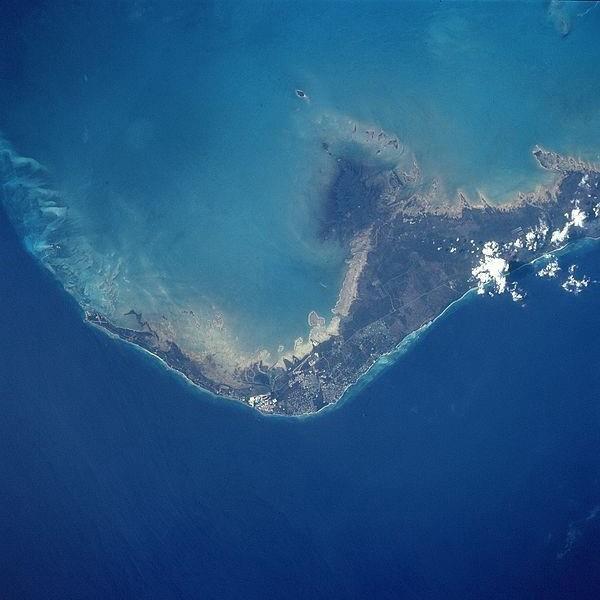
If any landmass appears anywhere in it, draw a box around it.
[87,146,600,415]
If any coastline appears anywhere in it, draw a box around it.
[290,287,479,421]
[4,134,600,415]
[85,232,599,422]
[84,155,600,416]
[83,275,477,421]
[310,234,600,421]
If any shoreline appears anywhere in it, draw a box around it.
[310,234,600,421]
[4,135,600,415]
[85,234,600,421]
[52,154,600,415]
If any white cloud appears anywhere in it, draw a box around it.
[580,174,589,188]
[550,205,587,246]
[562,264,590,294]
[472,241,509,295]
[521,221,549,251]
[571,207,587,228]
[537,257,561,278]
[509,283,525,303]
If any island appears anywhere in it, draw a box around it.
[87,146,600,415]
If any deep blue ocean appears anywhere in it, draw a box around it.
[2,193,600,599]
[2,1,600,366]
[3,2,600,598]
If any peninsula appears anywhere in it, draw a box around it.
[87,147,600,415]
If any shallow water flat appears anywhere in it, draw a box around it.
[1,2,600,368]
[2,190,600,599]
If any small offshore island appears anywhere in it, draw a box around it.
[87,146,600,415]
[1,1,599,418]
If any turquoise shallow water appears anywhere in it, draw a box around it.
[3,4,600,596]
[1,1,600,363]
[2,198,600,599]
